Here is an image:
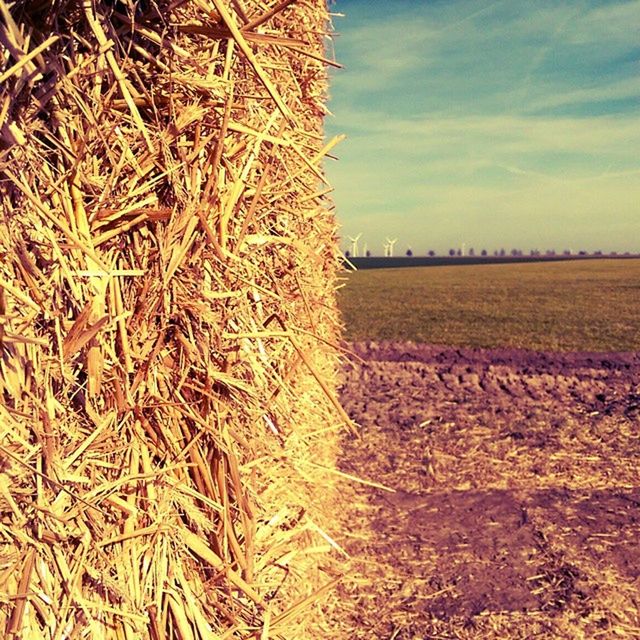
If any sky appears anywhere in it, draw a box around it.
[324,0,640,256]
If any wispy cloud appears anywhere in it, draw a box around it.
[327,0,640,253]
[329,18,437,95]
[521,76,640,114]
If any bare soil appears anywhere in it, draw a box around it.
[336,342,640,639]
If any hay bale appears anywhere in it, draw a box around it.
[0,1,348,637]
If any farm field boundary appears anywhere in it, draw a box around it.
[346,255,639,270]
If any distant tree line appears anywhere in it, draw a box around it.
[348,248,635,258]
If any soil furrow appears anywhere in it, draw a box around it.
[336,341,640,639]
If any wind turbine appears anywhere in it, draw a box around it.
[383,241,390,257]
[386,237,398,257]
[347,233,362,258]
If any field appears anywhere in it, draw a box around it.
[334,260,640,639]
[337,258,640,352]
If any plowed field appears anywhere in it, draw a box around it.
[336,342,640,639]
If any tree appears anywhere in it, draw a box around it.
[428,250,436,257]
[345,250,350,258]
[499,248,506,257]
[468,247,475,257]
[481,249,487,257]
[366,250,371,257]
[456,249,462,256]
[449,248,455,256]
[406,248,413,257]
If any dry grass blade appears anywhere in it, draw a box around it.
[0,34,59,84]
[243,0,297,31]
[210,0,292,120]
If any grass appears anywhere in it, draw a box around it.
[337,258,640,352]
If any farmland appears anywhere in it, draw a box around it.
[337,258,640,352]
[335,259,640,639]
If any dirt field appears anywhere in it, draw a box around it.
[336,342,640,639]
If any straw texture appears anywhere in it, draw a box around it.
[0,1,346,637]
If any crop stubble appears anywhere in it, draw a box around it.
[334,342,640,638]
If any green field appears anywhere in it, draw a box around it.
[337,259,640,351]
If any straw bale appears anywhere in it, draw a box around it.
[0,1,347,637]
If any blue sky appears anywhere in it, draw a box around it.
[324,0,640,256]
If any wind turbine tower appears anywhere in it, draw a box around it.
[387,237,398,257]
[347,233,362,258]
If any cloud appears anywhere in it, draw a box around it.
[567,0,640,46]
[329,17,437,96]
[522,76,640,114]
[331,108,640,167]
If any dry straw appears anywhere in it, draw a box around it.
[0,0,349,637]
